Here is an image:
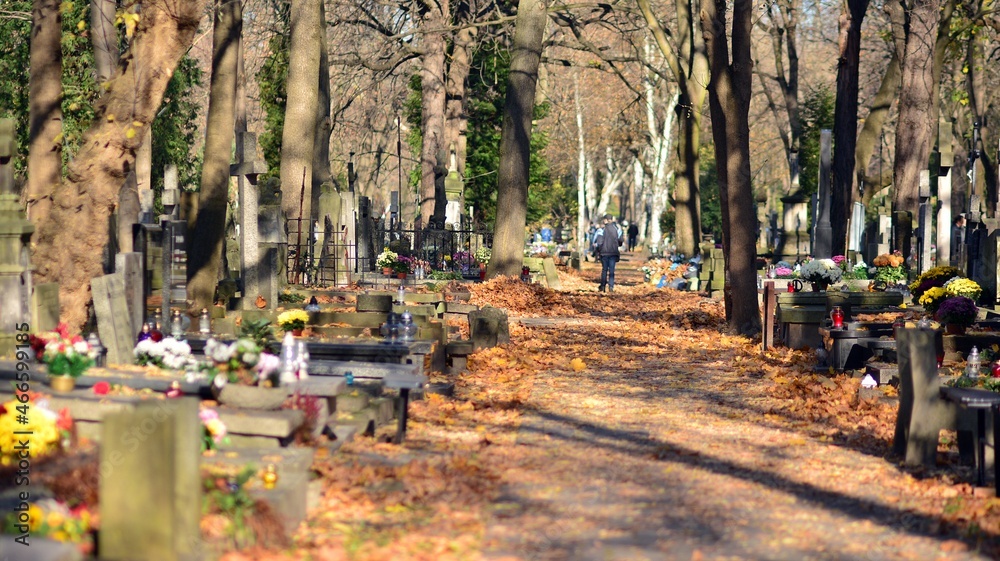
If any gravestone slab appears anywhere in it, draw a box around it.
[541,257,561,289]
[116,252,144,339]
[100,399,200,561]
[91,273,136,366]
[31,282,60,332]
[469,306,510,350]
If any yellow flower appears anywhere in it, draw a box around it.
[204,418,226,437]
[27,505,43,531]
[51,530,70,542]
[276,309,309,330]
[47,511,65,528]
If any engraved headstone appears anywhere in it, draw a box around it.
[30,283,60,333]
[115,252,145,338]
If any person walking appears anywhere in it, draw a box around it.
[594,214,624,292]
[627,221,639,252]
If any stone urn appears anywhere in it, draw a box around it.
[214,384,288,410]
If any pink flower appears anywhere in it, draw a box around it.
[199,409,219,422]
[832,255,846,265]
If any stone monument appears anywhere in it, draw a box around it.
[0,119,33,356]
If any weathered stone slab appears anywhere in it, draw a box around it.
[445,302,479,314]
[115,252,144,339]
[542,257,561,289]
[469,306,510,350]
[100,399,200,561]
[217,408,305,439]
[0,536,82,561]
[91,273,136,366]
[356,293,392,312]
[31,282,60,333]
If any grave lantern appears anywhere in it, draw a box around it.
[87,332,107,367]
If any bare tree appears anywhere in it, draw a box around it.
[187,0,241,313]
[491,0,548,277]
[703,0,760,335]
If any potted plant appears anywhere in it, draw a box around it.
[799,258,842,291]
[205,338,285,409]
[917,286,949,315]
[376,247,398,275]
[871,251,907,288]
[277,309,309,336]
[35,324,98,392]
[936,296,979,334]
[474,246,491,280]
[392,258,411,279]
[943,277,982,301]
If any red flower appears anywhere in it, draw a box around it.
[150,331,163,342]
[55,322,70,339]
[56,408,73,431]
[0,404,7,416]
[71,335,84,344]
[92,381,111,396]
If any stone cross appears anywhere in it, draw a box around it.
[231,131,267,309]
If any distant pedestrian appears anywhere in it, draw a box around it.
[594,214,624,292]
[627,221,639,252]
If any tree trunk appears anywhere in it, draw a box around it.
[446,21,475,178]
[280,0,321,238]
[90,0,118,84]
[856,53,899,204]
[673,97,701,256]
[703,0,760,336]
[32,0,208,331]
[26,0,63,226]
[419,2,448,226]
[830,0,869,256]
[490,0,547,278]
[187,0,241,313]
[891,0,941,253]
[312,0,332,219]
[574,72,589,247]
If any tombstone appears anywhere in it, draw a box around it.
[161,220,188,321]
[232,131,268,310]
[357,196,374,272]
[31,283,60,332]
[469,306,510,350]
[258,185,285,308]
[867,213,892,263]
[91,273,136,365]
[316,182,343,284]
[444,170,464,228]
[847,202,865,253]
[812,130,833,258]
[756,202,770,254]
[115,252,145,338]
[893,328,953,468]
[0,119,33,356]
[99,399,201,561]
[541,257,561,289]
[777,193,810,262]
[937,119,954,267]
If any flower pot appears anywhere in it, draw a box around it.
[945,324,967,335]
[290,328,303,337]
[215,384,289,410]
[479,268,487,281]
[396,272,407,280]
[49,375,76,393]
[383,267,393,275]
[811,281,829,292]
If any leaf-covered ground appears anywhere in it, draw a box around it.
[225,254,1000,561]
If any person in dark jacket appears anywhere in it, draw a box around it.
[627,221,639,252]
[594,214,624,292]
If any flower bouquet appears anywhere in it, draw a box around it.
[474,246,491,266]
[134,337,198,371]
[773,266,795,279]
[32,323,97,379]
[199,408,230,451]
[277,309,309,334]
[204,338,280,387]
[376,247,398,270]
[871,252,907,285]
[0,396,71,465]
[909,266,963,299]
[917,286,949,315]
[799,258,842,289]
[936,296,979,328]
[944,277,982,301]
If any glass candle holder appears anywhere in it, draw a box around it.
[830,306,844,329]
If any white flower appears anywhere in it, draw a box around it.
[73,341,90,354]
[800,258,842,283]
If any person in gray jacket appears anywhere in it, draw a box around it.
[593,214,624,292]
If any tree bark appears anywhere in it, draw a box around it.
[26,0,63,226]
[856,53,900,205]
[830,0,869,256]
[419,1,449,226]
[32,0,208,331]
[281,0,321,236]
[490,0,547,278]
[312,0,332,218]
[891,0,941,253]
[703,0,760,336]
[90,0,118,84]
[445,19,475,178]
[187,0,241,313]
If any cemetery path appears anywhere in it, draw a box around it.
[478,256,991,561]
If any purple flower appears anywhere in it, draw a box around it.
[832,255,846,265]
[935,296,978,326]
